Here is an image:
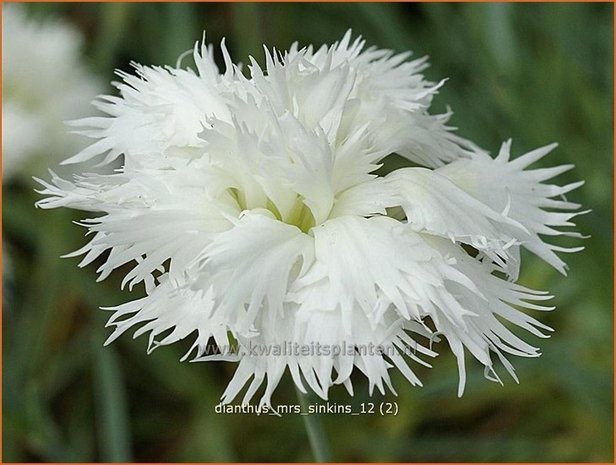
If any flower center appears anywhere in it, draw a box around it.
[280,197,316,233]
[228,188,316,233]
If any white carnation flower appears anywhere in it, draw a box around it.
[2,4,101,180]
[36,31,584,406]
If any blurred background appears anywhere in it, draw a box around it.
[2,2,613,462]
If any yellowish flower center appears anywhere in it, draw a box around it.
[228,188,316,233]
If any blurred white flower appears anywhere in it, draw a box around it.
[2,4,101,180]
[36,31,584,405]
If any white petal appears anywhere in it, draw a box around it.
[103,272,228,360]
[217,301,433,406]
[294,215,478,329]
[203,98,336,226]
[392,109,485,168]
[437,140,585,274]
[330,177,397,218]
[387,167,526,276]
[202,210,314,333]
[63,40,237,168]
[425,237,554,396]
[36,166,236,289]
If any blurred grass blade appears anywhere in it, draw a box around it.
[93,341,132,462]
[231,3,264,63]
[476,3,517,74]
[94,3,134,73]
[163,3,198,65]
[295,387,332,462]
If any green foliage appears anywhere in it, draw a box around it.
[4,3,613,461]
